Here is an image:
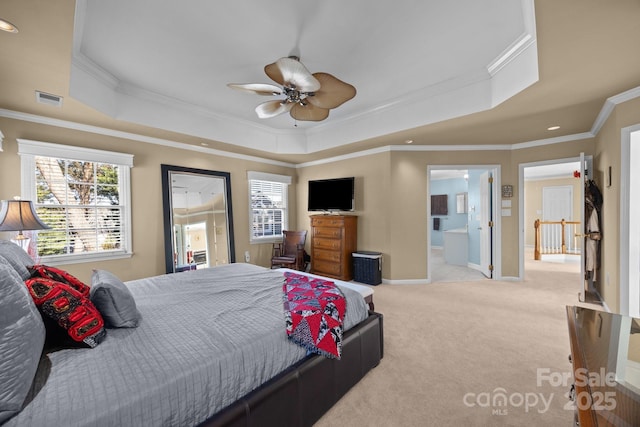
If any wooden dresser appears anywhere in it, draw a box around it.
[566,306,640,426]
[310,215,357,281]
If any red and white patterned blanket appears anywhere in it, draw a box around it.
[282,272,346,359]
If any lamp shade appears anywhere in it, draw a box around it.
[0,200,50,232]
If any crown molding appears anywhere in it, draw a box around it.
[591,85,640,135]
[1,83,639,168]
[70,0,539,156]
[295,137,586,168]
[0,109,295,168]
[511,132,595,150]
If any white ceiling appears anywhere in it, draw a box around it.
[71,0,536,155]
[4,0,640,165]
[171,173,225,209]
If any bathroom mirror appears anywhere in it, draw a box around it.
[161,164,235,274]
[456,192,468,214]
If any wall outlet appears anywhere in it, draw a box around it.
[244,250,250,262]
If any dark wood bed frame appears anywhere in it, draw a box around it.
[199,311,384,427]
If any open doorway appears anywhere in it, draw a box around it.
[427,166,499,283]
[519,158,594,301]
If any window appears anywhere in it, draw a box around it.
[18,139,133,264]
[248,171,291,243]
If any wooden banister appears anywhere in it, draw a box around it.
[534,219,541,260]
[534,218,581,260]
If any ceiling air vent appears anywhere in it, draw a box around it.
[35,91,63,107]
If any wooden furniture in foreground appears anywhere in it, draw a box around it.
[566,306,640,426]
[271,230,308,271]
[310,215,357,281]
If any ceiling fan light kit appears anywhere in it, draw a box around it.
[228,56,356,122]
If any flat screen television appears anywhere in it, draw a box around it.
[308,177,355,212]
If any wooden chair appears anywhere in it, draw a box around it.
[271,230,308,271]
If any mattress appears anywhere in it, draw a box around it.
[6,263,369,427]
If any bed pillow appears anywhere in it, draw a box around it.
[0,257,46,423]
[28,264,90,298]
[90,269,142,328]
[24,277,106,348]
[0,240,35,280]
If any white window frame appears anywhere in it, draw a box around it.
[18,139,134,265]
[248,171,291,244]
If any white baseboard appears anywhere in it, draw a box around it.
[498,276,522,282]
[467,262,481,271]
[381,278,430,285]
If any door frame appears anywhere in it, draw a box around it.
[620,124,640,317]
[518,155,591,283]
[427,164,501,283]
[479,170,493,278]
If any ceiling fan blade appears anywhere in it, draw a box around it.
[306,73,356,109]
[290,103,329,121]
[227,83,282,96]
[255,100,293,119]
[265,57,320,92]
[264,62,284,86]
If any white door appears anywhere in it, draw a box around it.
[479,171,492,278]
[542,185,573,253]
[578,152,590,302]
[542,186,573,222]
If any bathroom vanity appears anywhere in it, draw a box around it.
[443,228,468,266]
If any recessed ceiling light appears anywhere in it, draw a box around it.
[0,19,18,33]
[547,125,561,131]
[405,139,413,144]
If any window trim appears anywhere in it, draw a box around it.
[248,171,291,244]
[17,139,134,265]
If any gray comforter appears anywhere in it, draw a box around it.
[7,263,368,427]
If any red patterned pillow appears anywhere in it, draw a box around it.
[25,277,106,348]
[29,265,90,298]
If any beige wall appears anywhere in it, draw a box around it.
[3,98,637,296]
[296,146,593,281]
[0,117,296,283]
[295,152,392,277]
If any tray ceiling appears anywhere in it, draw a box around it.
[70,0,537,154]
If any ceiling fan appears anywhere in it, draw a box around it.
[227,56,356,122]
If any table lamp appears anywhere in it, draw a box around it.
[0,198,50,251]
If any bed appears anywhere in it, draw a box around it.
[0,241,383,427]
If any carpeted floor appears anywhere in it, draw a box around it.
[315,256,599,426]
[430,247,488,283]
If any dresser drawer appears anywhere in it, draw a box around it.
[314,227,342,239]
[313,237,341,251]
[314,248,341,262]
[311,216,345,228]
[310,214,357,281]
[312,260,342,276]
